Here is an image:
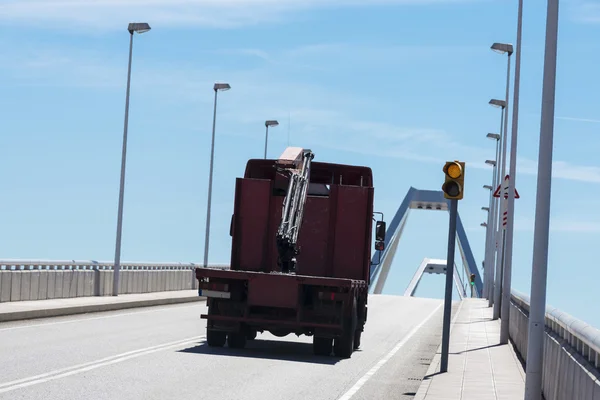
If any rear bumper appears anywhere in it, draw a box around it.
[201,314,342,330]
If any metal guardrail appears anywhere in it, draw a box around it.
[0,260,231,303]
[509,290,600,399]
[511,290,600,369]
[0,259,230,271]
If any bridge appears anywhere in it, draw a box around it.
[0,2,596,398]
[0,187,598,400]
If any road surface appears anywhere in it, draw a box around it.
[0,294,455,400]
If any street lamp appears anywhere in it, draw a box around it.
[482,207,489,212]
[481,222,488,227]
[203,82,231,270]
[490,42,513,320]
[525,1,559,397]
[264,120,279,159]
[483,154,499,302]
[491,42,514,55]
[500,0,524,346]
[486,133,501,303]
[489,99,506,108]
[112,22,151,297]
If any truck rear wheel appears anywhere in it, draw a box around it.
[353,330,362,350]
[228,332,247,349]
[207,329,226,347]
[313,336,332,356]
[333,297,357,358]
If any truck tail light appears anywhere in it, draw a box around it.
[318,291,343,301]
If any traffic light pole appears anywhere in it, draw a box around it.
[440,198,458,373]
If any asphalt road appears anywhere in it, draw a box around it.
[0,294,456,400]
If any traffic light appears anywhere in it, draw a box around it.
[442,161,465,200]
[469,273,476,286]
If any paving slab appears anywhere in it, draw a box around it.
[415,299,525,400]
[0,290,205,322]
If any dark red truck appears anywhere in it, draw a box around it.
[195,147,386,358]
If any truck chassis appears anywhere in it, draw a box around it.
[197,268,368,358]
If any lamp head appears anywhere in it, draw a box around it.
[214,83,231,92]
[489,99,506,108]
[491,42,514,55]
[128,23,151,34]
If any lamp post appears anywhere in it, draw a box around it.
[488,101,505,306]
[490,43,513,319]
[500,0,524,345]
[525,1,559,398]
[112,22,151,297]
[264,120,279,159]
[483,184,493,299]
[484,159,497,301]
[203,82,231,270]
[485,132,501,301]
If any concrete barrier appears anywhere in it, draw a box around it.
[0,260,229,303]
[509,290,600,399]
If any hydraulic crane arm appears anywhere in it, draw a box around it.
[275,147,315,273]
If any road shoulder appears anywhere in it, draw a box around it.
[0,290,205,322]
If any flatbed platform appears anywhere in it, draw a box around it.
[195,267,368,290]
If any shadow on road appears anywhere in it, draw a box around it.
[178,338,345,365]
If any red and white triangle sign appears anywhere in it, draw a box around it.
[493,174,520,199]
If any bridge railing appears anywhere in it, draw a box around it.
[0,260,229,303]
[509,290,600,399]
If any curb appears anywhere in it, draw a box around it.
[0,296,207,323]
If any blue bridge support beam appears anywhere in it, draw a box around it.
[369,187,482,297]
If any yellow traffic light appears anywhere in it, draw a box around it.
[442,161,465,200]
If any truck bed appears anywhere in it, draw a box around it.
[195,266,368,334]
[196,267,367,289]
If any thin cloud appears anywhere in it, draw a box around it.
[572,1,600,23]
[514,217,600,233]
[0,0,486,30]
[2,39,600,185]
[557,116,600,124]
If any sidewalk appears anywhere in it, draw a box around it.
[415,298,525,400]
[0,290,205,322]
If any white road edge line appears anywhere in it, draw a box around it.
[337,303,444,400]
[0,335,206,393]
[0,302,205,332]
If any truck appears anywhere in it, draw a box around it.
[195,147,386,358]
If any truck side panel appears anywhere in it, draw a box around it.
[230,178,272,272]
[331,185,374,282]
[295,196,331,277]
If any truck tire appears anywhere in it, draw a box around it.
[246,329,257,340]
[313,336,333,356]
[207,329,226,347]
[353,330,362,350]
[333,297,357,358]
[228,332,247,349]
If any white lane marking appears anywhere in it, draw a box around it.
[337,303,444,400]
[0,302,205,332]
[0,335,205,393]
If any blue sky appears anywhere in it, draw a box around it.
[1,0,600,327]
